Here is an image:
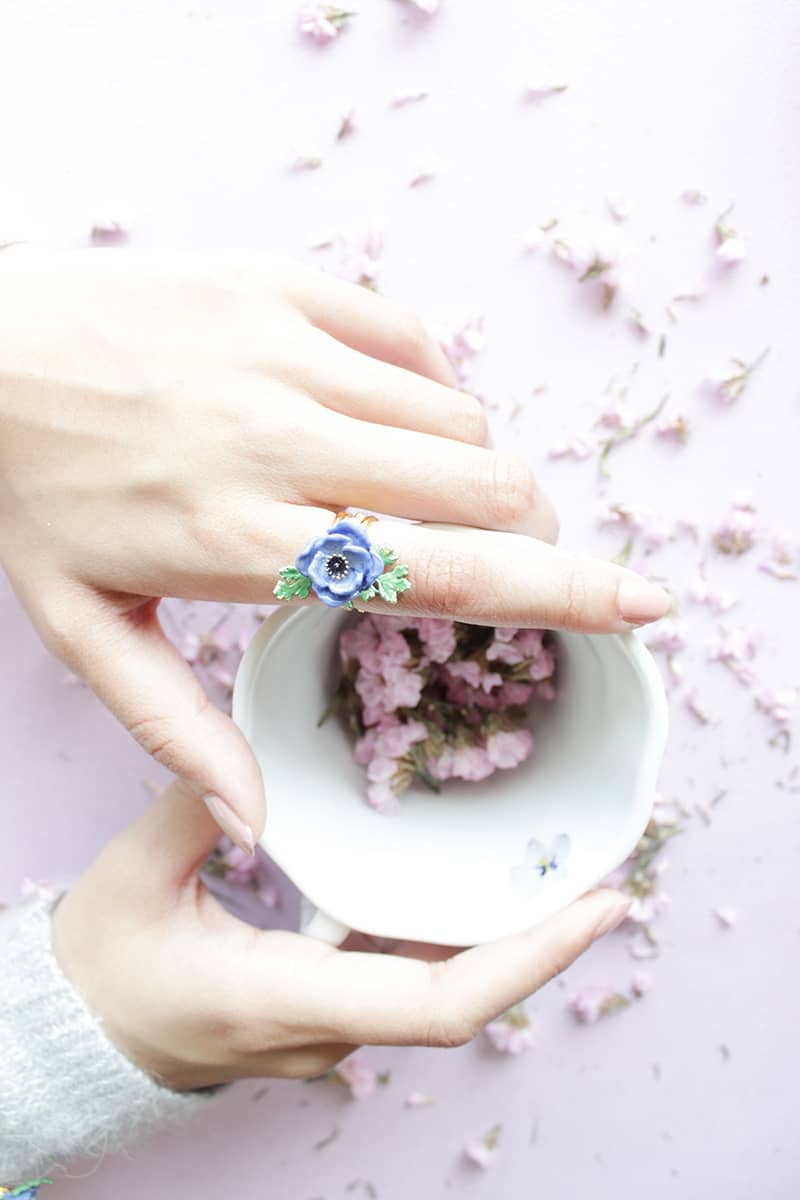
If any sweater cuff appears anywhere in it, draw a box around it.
[0,898,215,1182]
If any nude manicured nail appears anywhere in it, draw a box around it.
[203,793,255,856]
[617,577,672,625]
[592,897,632,941]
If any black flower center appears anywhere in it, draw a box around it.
[326,553,349,579]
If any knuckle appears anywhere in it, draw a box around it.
[555,563,590,631]
[480,453,535,529]
[395,309,433,361]
[454,398,489,447]
[35,596,83,663]
[417,965,480,1049]
[415,546,481,619]
[128,691,209,770]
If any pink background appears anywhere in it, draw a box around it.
[2,1,799,1196]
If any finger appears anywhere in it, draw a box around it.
[293,889,631,1047]
[282,263,455,387]
[296,328,488,446]
[30,585,265,851]
[309,412,557,539]
[79,505,669,633]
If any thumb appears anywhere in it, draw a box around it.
[42,587,265,852]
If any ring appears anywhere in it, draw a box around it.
[274,512,412,609]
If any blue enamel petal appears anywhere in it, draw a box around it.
[296,530,351,575]
[328,519,373,551]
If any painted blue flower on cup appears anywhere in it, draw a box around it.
[274,517,411,608]
[510,833,571,896]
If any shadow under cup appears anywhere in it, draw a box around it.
[232,608,667,947]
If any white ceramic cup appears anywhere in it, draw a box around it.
[233,608,667,948]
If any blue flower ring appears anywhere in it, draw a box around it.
[274,513,412,609]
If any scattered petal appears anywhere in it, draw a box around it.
[754,687,797,727]
[713,906,737,929]
[630,969,654,998]
[607,194,633,221]
[681,189,707,205]
[526,81,569,97]
[464,1125,502,1168]
[390,88,429,107]
[299,2,356,42]
[568,984,630,1024]
[89,219,129,246]
[405,1090,436,1107]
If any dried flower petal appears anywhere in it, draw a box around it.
[714,906,737,929]
[568,984,630,1024]
[299,2,356,42]
[754,688,797,727]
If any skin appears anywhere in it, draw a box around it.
[0,247,670,848]
[52,781,631,1090]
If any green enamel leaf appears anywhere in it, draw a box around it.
[377,544,397,567]
[273,566,312,601]
[375,564,411,604]
[360,583,378,602]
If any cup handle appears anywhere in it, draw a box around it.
[299,895,351,946]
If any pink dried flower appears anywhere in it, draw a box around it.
[708,626,760,685]
[439,316,486,387]
[568,984,630,1024]
[647,618,688,656]
[754,688,797,727]
[484,1005,537,1054]
[759,533,798,581]
[689,576,738,614]
[717,237,746,264]
[607,194,633,221]
[299,2,355,42]
[715,208,746,264]
[336,109,357,139]
[21,877,58,903]
[336,228,384,287]
[90,219,129,246]
[335,1053,380,1099]
[630,970,654,998]
[486,729,534,769]
[685,688,713,724]
[375,719,427,757]
[656,410,689,443]
[448,743,496,782]
[464,1125,502,1168]
[548,434,596,460]
[223,845,260,884]
[366,781,401,815]
[409,160,439,187]
[712,500,757,555]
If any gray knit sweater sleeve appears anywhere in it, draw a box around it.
[0,898,214,1183]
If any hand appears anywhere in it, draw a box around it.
[0,248,669,849]
[52,781,631,1090]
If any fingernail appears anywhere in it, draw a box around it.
[617,577,672,625]
[592,896,632,941]
[202,793,255,856]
